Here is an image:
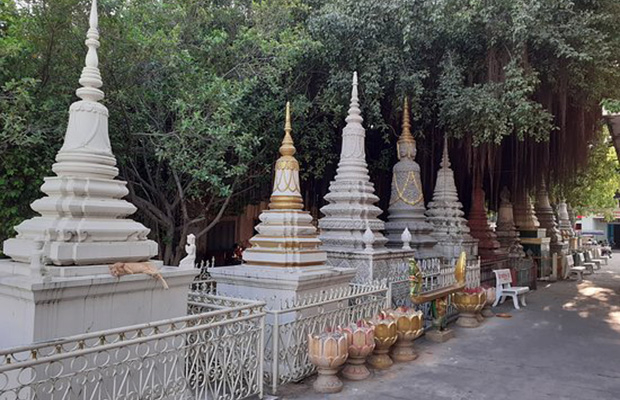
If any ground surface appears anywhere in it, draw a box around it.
[276,251,620,400]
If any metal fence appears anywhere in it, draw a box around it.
[0,294,265,400]
[264,281,389,394]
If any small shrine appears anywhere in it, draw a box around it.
[425,138,478,261]
[318,73,414,285]
[467,183,506,262]
[385,98,439,260]
[513,190,550,280]
[211,103,354,308]
[495,187,525,258]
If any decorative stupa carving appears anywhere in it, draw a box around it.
[318,72,388,252]
[243,103,327,268]
[495,187,525,257]
[3,0,157,265]
[557,201,575,239]
[425,138,478,260]
[467,183,506,262]
[534,181,563,244]
[385,98,438,259]
[513,190,540,231]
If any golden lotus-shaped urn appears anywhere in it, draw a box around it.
[339,321,375,380]
[308,331,348,393]
[453,289,487,328]
[387,307,424,362]
[366,313,398,369]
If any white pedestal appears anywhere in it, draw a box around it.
[210,265,355,312]
[0,260,197,348]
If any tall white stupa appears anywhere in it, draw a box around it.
[0,0,195,348]
[3,0,157,265]
[318,74,414,287]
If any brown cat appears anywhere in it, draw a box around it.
[109,262,169,290]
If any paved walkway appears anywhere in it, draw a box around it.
[278,252,620,400]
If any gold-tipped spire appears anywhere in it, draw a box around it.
[279,102,296,157]
[269,102,303,210]
[397,97,416,160]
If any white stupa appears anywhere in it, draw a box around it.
[3,0,157,265]
[425,138,478,260]
[318,72,388,252]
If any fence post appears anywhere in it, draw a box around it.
[272,312,279,395]
[258,313,265,399]
[386,282,393,309]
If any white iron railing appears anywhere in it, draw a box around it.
[264,281,389,394]
[0,294,265,400]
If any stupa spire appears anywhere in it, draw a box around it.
[76,0,104,103]
[269,102,303,210]
[397,97,416,160]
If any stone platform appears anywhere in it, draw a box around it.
[279,252,620,400]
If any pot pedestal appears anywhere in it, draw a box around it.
[314,367,343,394]
[341,356,371,380]
[481,305,495,318]
[426,329,454,343]
[368,348,393,369]
[390,339,417,362]
[456,312,482,328]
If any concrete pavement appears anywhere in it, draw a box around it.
[278,252,620,400]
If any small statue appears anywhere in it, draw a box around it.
[109,262,169,289]
[179,233,196,269]
[409,258,422,297]
[500,186,511,204]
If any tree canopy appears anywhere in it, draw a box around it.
[1,0,619,262]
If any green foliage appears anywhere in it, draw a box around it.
[559,127,620,219]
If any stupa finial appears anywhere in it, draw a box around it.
[76,0,104,102]
[440,136,450,169]
[397,97,416,160]
[345,71,363,124]
[269,102,303,210]
[279,102,296,157]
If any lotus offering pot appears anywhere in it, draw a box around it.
[481,286,496,318]
[367,313,398,369]
[308,331,348,393]
[339,321,375,380]
[387,306,424,362]
[453,288,487,328]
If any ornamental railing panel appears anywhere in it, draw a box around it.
[264,281,388,394]
[0,295,265,400]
